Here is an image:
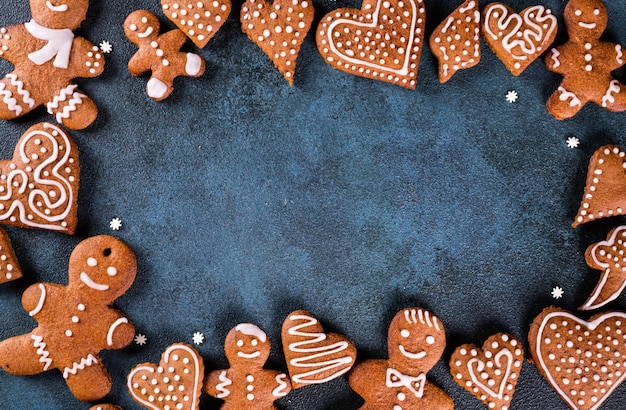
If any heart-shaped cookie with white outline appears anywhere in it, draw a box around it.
[316,0,426,89]
[241,0,314,85]
[483,3,558,75]
[529,307,626,410]
[161,0,231,48]
[127,343,204,410]
[0,122,79,234]
[450,333,523,409]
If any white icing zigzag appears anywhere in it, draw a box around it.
[62,354,97,379]
[47,84,87,123]
[272,373,290,397]
[602,80,621,108]
[6,73,35,108]
[31,334,52,371]
[558,86,582,107]
[0,82,21,115]
[216,370,232,398]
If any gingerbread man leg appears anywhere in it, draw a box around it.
[147,53,204,101]
[63,356,112,402]
[0,333,50,375]
[46,84,99,130]
[546,85,587,120]
[0,74,37,120]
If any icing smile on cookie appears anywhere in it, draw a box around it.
[80,272,109,291]
[237,351,261,359]
[46,0,68,12]
[399,345,427,359]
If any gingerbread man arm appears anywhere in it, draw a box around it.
[128,49,153,77]
[69,37,105,78]
[104,312,135,350]
[22,283,61,318]
[544,46,568,75]
[160,30,188,52]
[606,42,626,72]
[0,24,28,66]
[204,369,233,399]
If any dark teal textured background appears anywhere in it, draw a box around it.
[0,0,626,408]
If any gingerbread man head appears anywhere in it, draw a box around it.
[30,0,89,30]
[124,10,160,47]
[225,323,271,367]
[67,235,137,304]
[387,308,446,374]
[564,0,607,41]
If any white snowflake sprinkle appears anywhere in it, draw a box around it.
[193,332,205,345]
[134,334,147,346]
[506,90,518,103]
[566,137,580,148]
[551,286,564,299]
[110,217,122,231]
[99,40,113,54]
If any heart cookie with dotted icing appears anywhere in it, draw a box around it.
[128,343,204,410]
[0,122,79,234]
[529,307,626,410]
[316,0,426,89]
[573,145,626,227]
[282,310,356,388]
[450,333,523,409]
[161,0,231,48]
[0,227,21,283]
[483,3,557,76]
[241,0,314,85]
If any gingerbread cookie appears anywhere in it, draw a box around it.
[161,0,231,48]
[545,0,626,119]
[89,405,124,410]
[281,310,355,388]
[483,3,557,76]
[0,0,104,129]
[429,0,480,83]
[205,323,291,408]
[241,0,314,86]
[529,307,626,410]
[573,145,626,227]
[128,343,204,410]
[581,226,626,311]
[0,122,79,234]
[348,308,454,409]
[0,235,136,402]
[0,227,22,283]
[316,0,425,89]
[450,333,523,409]
[125,10,206,101]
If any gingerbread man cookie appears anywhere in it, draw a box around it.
[89,405,124,410]
[125,10,206,101]
[0,0,104,129]
[348,308,453,409]
[0,235,137,402]
[0,227,22,284]
[545,0,626,119]
[205,323,291,409]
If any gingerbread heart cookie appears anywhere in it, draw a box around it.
[282,310,356,388]
[483,3,557,76]
[0,122,79,234]
[241,0,314,85]
[573,145,626,227]
[429,0,481,83]
[581,226,626,311]
[128,343,204,410]
[529,307,626,410]
[161,0,231,48]
[316,0,426,89]
[450,333,523,409]
[0,227,21,283]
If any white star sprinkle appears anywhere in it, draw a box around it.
[552,286,564,299]
[110,217,122,231]
[99,40,113,54]
[566,137,580,148]
[193,332,205,345]
[506,90,518,103]
[134,334,147,346]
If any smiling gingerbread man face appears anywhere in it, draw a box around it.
[124,10,160,46]
[388,308,446,373]
[565,0,607,41]
[225,323,271,367]
[30,0,89,30]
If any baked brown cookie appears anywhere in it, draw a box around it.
[161,0,231,48]
[0,227,21,283]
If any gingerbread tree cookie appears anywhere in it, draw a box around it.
[0,235,137,402]
[545,0,626,119]
[125,10,206,101]
[0,0,104,129]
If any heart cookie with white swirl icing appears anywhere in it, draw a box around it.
[282,310,356,388]
[161,0,231,48]
[0,122,79,234]
[450,333,523,409]
[316,0,426,89]
[483,3,558,76]
[128,343,204,410]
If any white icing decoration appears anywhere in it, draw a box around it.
[578,22,597,29]
[235,323,267,342]
[459,0,475,14]
[146,78,168,99]
[28,283,46,316]
[617,45,624,64]
[238,351,261,359]
[602,80,621,108]
[138,26,154,39]
[385,367,425,398]
[402,308,440,331]
[31,334,52,370]
[467,349,513,399]
[557,86,582,107]
[287,314,353,384]
[0,82,21,115]
[550,48,560,68]
[216,370,232,398]
[46,85,86,124]
[185,53,202,76]
[6,74,35,108]
[62,354,97,379]
[106,317,129,346]
[79,272,109,291]
[272,373,289,397]
[24,20,75,69]
[46,1,69,12]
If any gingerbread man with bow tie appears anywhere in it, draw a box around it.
[349,308,453,409]
[0,0,104,129]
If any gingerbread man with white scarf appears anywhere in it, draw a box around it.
[0,236,136,402]
[0,0,104,129]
